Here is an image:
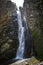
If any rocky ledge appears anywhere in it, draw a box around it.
[9,57,43,65]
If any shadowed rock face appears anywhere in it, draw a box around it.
[23,0,43,60]
[0,0,19,64]
[20,8,34,58]
[0,0,16,29]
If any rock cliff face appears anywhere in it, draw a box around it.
[23,0,43,60]
[0,0,19,63]
[0,0,16,29]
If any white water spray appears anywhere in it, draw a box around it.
[15,8,25,59]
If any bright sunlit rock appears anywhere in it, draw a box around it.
[11,0,24,7]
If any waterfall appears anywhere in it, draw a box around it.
[15,8,25,59]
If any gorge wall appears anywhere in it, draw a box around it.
[0,0,19,62]
[0,0,43,64]
[23,0,43,60]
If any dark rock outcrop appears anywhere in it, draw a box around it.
[20,8,34,58]
[23,0,43,60]
[0,0,19,64]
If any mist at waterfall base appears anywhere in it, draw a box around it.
[11,0,33,60]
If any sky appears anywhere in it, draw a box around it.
[11,0,24,7]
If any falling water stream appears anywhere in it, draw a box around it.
[15,8,25,59]
[11,0,34,60]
